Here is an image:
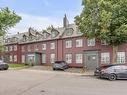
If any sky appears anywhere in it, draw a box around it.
[0,0,82,35]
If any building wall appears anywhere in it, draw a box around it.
[4,36,127,67]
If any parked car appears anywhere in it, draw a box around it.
[94,64,114,76]
[0,60,9,70]
[52,61,69,70]
[94,64,127,81]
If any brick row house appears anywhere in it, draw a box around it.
[3,15,127,70]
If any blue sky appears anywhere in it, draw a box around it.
[0,0,82,34]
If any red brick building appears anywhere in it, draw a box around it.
[3,15,127,70]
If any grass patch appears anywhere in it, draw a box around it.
[9,63,31,69]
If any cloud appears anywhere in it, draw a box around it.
[9,13,63,34]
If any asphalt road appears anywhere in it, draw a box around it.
[0,69,127,95]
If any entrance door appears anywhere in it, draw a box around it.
[84,51,99,70]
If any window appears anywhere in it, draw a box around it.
[9,46,13,51]
[50,42,55,49]
[14,45,17,51]
[76,39,83,47]
[14,55,17,62]
[87,38,95,46]
[51,31,58,38]
[101,52,110,64]
[76,54,83,63]
[42,54,46,63]
[117,52,125,64]
[65,28,73,36]
[21,46,25,52]
[5,46,8,52]
[50,54,55,63]
[10,55,13,62]
[65,54,72,64]
[65,40,72,48]
[42,44,46,50]
[35,44,39,51]
[27,45,31,51]
[21,55,25,63]
[101,40,108,45]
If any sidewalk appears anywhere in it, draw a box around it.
[27,66,94,75]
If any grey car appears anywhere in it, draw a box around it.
[0,60,9,70]
[52,61,69,70]
[98,64,127,81]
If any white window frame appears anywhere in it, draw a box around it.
[50,54,55,63]
[10,55,13,62]
[117,52,125,64]
[9,46,13,51]
[50,42,55,49]
[101,40,108,45]
[65,40,72,48]
[14,45,17,51]
[27,45,31,51]
[42,54,46,63]
[87,38,95,46]
[42,44,46,50]
[76,53,83,64]
[35,44,39,51]
[21,46,25,52]
[14,55,17,62]
[76,39,83,47]
[65,54,72,64]
[21,55,25,63]
[5,46,8,52]
[101,52,110,64]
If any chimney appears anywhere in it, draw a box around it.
[63,14,69,28]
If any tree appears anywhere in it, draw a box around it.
[75,0,127,64]
[0,7,21,51]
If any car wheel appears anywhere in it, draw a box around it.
[108,74,117,81]
[53,68,56,70]
[4,68,8,70]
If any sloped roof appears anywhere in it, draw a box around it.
[5,23,83,44]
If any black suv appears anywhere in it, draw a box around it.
[52,61,69,70]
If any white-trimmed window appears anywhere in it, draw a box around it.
[21,55,25,63]
[76,39,83,47]
[35,44,39,51]
[27,45,31,51]
[50,54,55,63]
[101,40,108,45]
[50,42,55,49]
[14,45,17,51]
[5,46,8,52]
[117,52,125,64]
[87,38,95,46]
[42,44,46,50]
[76,53,83,63]
[65,54,72,64]
[14,55,17,62]
[65,40,72,48]
[9,46,13,51]
[10,55,13,62]
[42,54,46,63]
[21,46,25,52]
[101,52,110,64]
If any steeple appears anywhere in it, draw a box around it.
[63,14,69,28]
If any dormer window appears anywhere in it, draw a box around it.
[51,30,59,38]
[65,28,73,36]
[23,35,27,42]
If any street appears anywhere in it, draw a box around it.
[0,69,127,95]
